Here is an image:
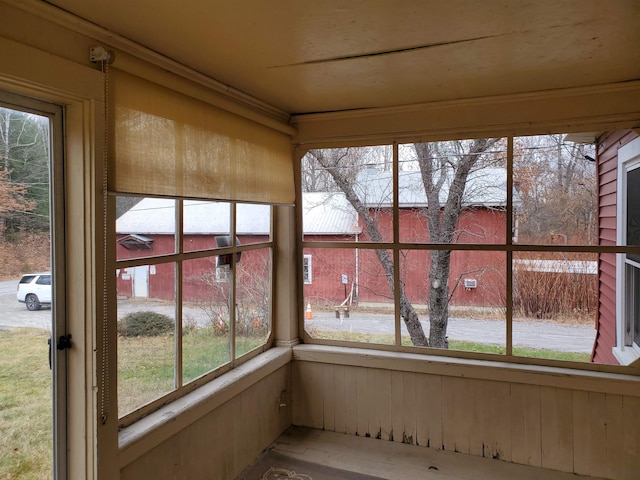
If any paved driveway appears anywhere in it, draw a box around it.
[0,279,595,353]
[307,311,596,353]
[0,280,52,331]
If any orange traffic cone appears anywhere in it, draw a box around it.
[305,303,313,319]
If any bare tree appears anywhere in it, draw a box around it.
[0,107,50,237]
[305,139,500,348]
[513,135,596,244]
[413,139,501,347]
[308,148,428,346]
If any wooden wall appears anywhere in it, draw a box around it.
[120,362,291,480]
[292,345,640,480]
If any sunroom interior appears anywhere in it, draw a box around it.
[1,1,639,479]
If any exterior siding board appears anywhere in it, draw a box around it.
[116,234,270,302]
[593,130,639,364]
[305,207,507,308]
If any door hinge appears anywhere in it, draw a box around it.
[57,334,72,351]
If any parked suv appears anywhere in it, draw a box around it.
[16,272,52,311]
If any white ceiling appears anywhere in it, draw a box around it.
[45,0,640,115]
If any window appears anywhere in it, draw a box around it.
[615,137,640,365]
[36,275,51,285]
[109,70,292,424]
[115,197,273,422]
[301,135,605,362]
[303,254,312,284]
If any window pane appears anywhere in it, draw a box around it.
[237,203,271,246]
[117,263,177,417]
[235,247,271,356]
[182,257,231,384]
[513,252,596,362]
[513,135,596,246]
[625,262,640,349]
[401,250,506,352]
[116,196,176,259]
[399,140,507,244]
[183,200,230,252]
[302,146,393,243]
[627,167,640,263]
[304,248,395,345]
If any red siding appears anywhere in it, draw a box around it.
[116,234,269,302]
[304,207,507,308]
[592,130,638,364]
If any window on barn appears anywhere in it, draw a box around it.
[303,254,313,284]
[615,137,640,365]
[300,134,627,365]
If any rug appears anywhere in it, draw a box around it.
[236,450,385,480]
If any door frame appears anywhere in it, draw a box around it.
[0,91,67,478]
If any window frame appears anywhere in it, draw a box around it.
[297,135,638,371]
[115,197,275,426]
[614,137,640,365]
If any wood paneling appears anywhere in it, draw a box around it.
[121,364,291,480]
[510,383,542,467]
[293,355,640,480]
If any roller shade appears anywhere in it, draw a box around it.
[112,69,294,204]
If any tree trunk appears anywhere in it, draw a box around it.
[312,149,429,346]
[415,138,500,348]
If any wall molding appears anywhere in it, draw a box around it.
[293,344,640,397]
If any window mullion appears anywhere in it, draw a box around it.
[506,136,514,357]
[175,199,183,388]
[393,143,401,346]
[230,203,237,361]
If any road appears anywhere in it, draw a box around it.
[307,311,595,353]
[0,279,596,353]
[0,279,52,331]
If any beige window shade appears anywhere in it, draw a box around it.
[112,69,294,204]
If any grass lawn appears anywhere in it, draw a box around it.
[118,330,264,416]
[0,328,52,480]
[0,325,588,479]
[312,331,591,362]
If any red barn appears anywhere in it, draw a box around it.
[302,167,511,308]
[116,199,271,303]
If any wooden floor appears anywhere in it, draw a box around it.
[270,427,607,480]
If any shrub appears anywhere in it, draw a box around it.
[118,311,174,337]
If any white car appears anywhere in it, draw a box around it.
[17,272,52,311]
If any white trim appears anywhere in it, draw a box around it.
[615,136,640,365]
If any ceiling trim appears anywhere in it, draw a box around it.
[291,81,640,147]
[13,0,291,125]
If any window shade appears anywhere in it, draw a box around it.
[112,69,294,204]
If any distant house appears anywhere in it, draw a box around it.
[590,130,640,365]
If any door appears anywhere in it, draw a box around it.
[0,91,66,479]
[133,265,149,298]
